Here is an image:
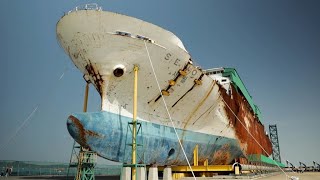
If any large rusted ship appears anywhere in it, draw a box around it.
[57,4,273,166]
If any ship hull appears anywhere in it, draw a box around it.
[57,10,237,140]
[57,8,273,165]
[67,111,243,166]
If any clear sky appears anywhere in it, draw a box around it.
[1,0,319,167]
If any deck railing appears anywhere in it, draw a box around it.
[67,3,102,14]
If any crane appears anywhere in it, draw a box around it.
[286,160,297,172]
[286,160,295,168]
[299,161,307,173]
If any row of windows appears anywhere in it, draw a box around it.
[115,31,155,43]
[205,70,223,75]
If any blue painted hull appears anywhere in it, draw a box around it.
[67,111,244,166]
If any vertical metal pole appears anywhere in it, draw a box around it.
[132,65,139,180]
[193,144,199,166]
[75,83,90,180]
[83,83,89,112]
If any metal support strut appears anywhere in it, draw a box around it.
[157,144,234,178]
[269,124,282,163]
[75,150,97,180]
[132,65,138,180]
[67,83,97,180]
[83,83,89,112]
[122,65,146,180]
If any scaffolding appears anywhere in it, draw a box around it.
[122,65,146,180]
[122,121,146,179]
[74,150,97,180]
[269,124,282,163]
[67,83,97,180]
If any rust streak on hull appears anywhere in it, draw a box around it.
[68,115,103,148]
[172,80,217,163]
[69,115,87,146]
[220,84,273,157]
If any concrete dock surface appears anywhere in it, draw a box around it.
[0,176,119,180]
[180,172,320,180]
[0,172,319,180]
[257,172,320,180]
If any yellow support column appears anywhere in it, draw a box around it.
[75,83,90,180]
[83,83,89,112]
[193,145,199,166]
[132,65,139,180]
[204,159,209,171]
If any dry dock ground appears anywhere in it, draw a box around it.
[1,172,320,180]
[185,172,320,180]
[0,176,119,180]
[257,172,320,180]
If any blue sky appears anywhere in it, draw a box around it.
[1,0,319,166]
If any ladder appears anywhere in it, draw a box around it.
[75,149,97,180]
[122,121,146,179]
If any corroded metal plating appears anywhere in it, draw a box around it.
[67,112,243,166]
[219,84,273,156]
[85,61,104,95]
[67,115,102,147]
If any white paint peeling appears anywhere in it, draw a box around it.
[244,116,251,129]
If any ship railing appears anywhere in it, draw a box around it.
[67,3,102,14]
